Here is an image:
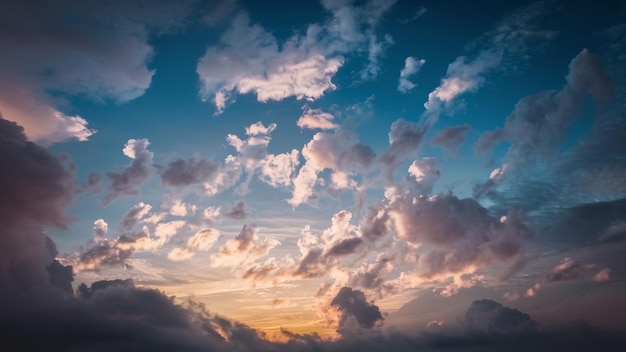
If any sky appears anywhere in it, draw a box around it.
[1,0,626,350]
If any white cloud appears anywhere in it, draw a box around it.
[168,228,220,261]
[398,57,425,93]
[297,106,339,130]
[197,1,397,113]
[0,1,196,143]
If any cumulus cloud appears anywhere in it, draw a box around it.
[463,299,536,335]
[430,124,470,155]
[225,121,300,191]
[330,287,384,330]
[397,56,425,93]
[407,158,440,195]
[224,201,249,220]
[211,224,280,268]
[103,139,154,205]
[290,130,375,206]
[197,0,396,113]
[293,210,364,279]
[0,0,197,143]
[373,188,532,278]
[93,219,109,243]
[160,157,220,188]
[297,106,340,130]
[380,118,428,181]
[168,228,220,261]
[0,116,75,300]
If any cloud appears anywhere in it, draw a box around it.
[103,139,154,205]
[463,299,536,335]
[119,202,153,231]
[397,56,425,93]
[290,130,375,206]
[224,201,249,220]
[297,106,340,130]
[374,188,532,278]
[430,124,470,155]
[160,157,220,188]
[423,2,556,123]
[168,228,220,261]
[93,219,109,243]
[211,224,280,268]
[225,121,300,191]
[406,158,440,195]
[380,118,428,181]
[330,287,384,330]
[472,50,621,219]
[546,257,610,284]
[197,13,342,114]
[197,1,396,113]
[292,210,365,279]
[0,1,198,143]
[475,50,612,168]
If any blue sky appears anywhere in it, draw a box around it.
[1,0,626,349]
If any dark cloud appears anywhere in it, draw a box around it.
[224,201,249,220]
[0,0,203,144]
[463,299,536,335]
[474,49,612,176]
[326,237,363,256]
[380,118,428,181]
[406,157,440,195]
[104,139,154,205]
[382,190,532,277]
[159,157,220,188]
[349,257,392,290]
[330,287,384,330]
[0,116,74,301]
[119,202,152,231]
[430,124,470,155]
[545,257,609,283]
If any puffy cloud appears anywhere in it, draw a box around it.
[380,119,428,181]
[330,287,383,330]
[0,117,75,300]
[226,121,299,190]
[293,211,364,279]
[224,201,249,220]
[463,299,536,335]
[197,1,396,113]
[0,0,196,143]
[197,13,342,114]
[119,202,153,231]
[430,124,470,155]
[407,158,440,195]
[259,149,300,187]
[168,228,220,261]
[103,139,154,205]
[93,219,109,243]
[378,189,532,278]
[159,157,220,188]
[397,56,425,93]
[211,224,280,268]
[297,106,339,130]
[290,130,375,206]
